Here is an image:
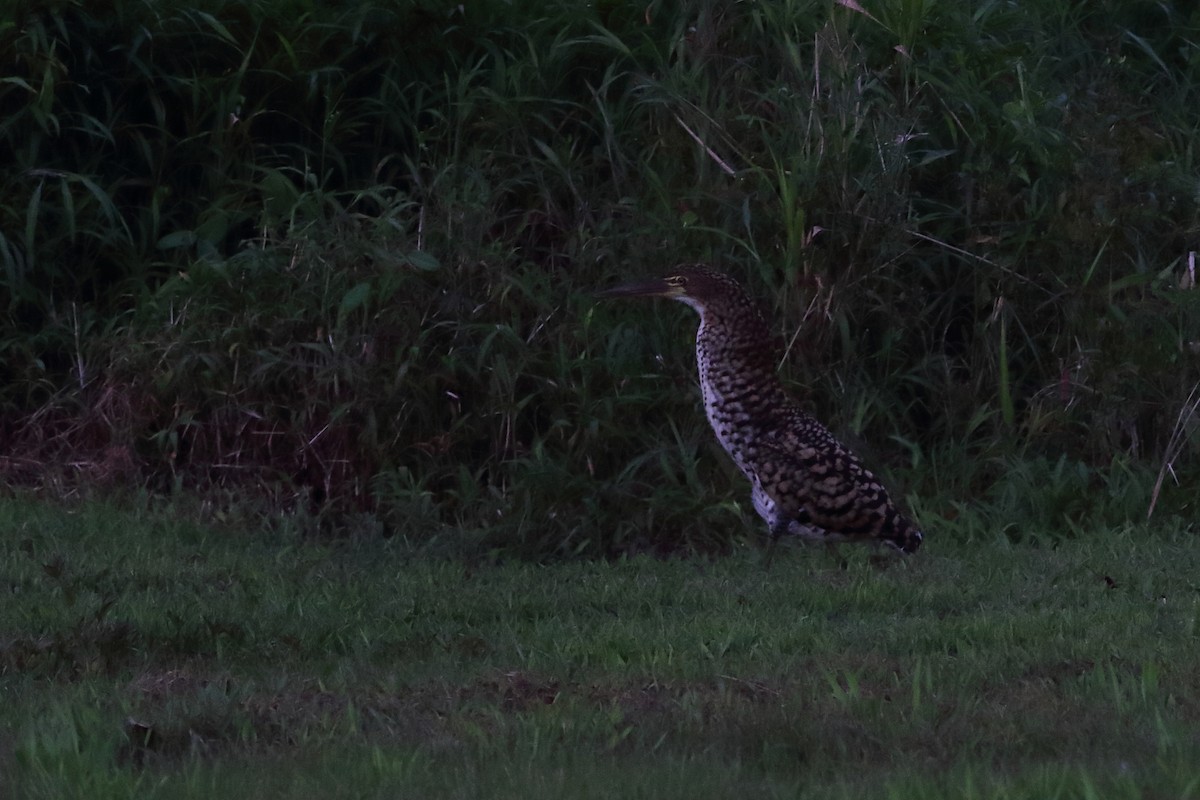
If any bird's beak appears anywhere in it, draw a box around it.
[594,278,679,300]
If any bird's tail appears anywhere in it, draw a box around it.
[884,513,924,554]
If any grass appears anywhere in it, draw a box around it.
[2,5,1198,787]
[3,497,1199,798]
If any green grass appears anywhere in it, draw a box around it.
[2,4,1200,787]
[3,497,1199,798]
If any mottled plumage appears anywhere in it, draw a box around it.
[597,266,923,555]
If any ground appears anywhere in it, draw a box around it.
[2,497,1198,798]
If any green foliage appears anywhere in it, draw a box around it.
[4,499,1200,798]
[2,0,1200,552]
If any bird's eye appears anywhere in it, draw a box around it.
[669,275,687,288]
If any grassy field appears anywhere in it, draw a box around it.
[3,497,1199,798]
[3,2,1200,795]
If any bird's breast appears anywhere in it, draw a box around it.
[698,366,771,477]
[694,321,793,477]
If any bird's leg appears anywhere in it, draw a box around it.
[868,540,904,569]
[761,520,789,570]
[752,483,785,570]
[825,542,847,570]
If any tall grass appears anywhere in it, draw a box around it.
[2,0,1199,553]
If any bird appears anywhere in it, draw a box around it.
[596,265,924,558]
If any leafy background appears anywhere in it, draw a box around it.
[2,0,1199,554]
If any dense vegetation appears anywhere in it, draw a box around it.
[2,0,1200,553]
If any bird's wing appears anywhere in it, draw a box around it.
[754,410,898,537]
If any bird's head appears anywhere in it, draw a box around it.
[594,266,743,315]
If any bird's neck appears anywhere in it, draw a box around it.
[694,306,792,402]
